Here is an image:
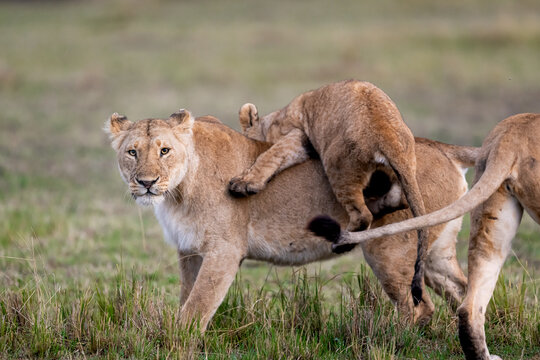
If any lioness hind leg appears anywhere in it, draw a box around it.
[362,234,434,325]
[458,188,523,360]
[424,217,467,308]
[380,144,429,306]
[385,275,434,326]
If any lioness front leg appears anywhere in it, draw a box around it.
[457,188,523,360]
[179,248,244,332]
[229,129,309,197]
[178,251,203,306]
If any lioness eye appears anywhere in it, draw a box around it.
[160,148,170,156]
[128,149,137,157]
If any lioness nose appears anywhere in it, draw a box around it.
[136,177,159,189]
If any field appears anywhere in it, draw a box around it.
[0,0,539,358]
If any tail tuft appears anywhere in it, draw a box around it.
[411,284,423,306]
[411,259,424,306]
[307,215,342,243]
[331,243,357,254]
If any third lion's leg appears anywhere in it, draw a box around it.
[457,187,523,360]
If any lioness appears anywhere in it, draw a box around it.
[310,113,540,360]
[227,80,430,305]
[104,110,473,331]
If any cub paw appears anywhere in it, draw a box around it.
[346,216,372,233]
[228,177,264,197]
[345,205,373,232]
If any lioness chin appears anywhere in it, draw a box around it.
[104,109,474,332]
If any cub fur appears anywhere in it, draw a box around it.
[229,80,430,305]
[104,110,473,331]
[311,113,540,360]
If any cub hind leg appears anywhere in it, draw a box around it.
[321,146,375,233]
[361,84,429,305]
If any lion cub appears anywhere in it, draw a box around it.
[229,80,429,299]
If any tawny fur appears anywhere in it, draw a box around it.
[229,80,430,304]
[319,113,540,360]
[105,111,473,332]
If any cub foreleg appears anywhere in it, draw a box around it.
[229,129,309,197]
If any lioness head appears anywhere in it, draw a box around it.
[104,109,195,206]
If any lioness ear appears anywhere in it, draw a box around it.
[104,113,132,151]
[168,109,194,132]
[104,112,132,138]
[239,103,259,132]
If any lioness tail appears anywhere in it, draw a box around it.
[309,144,514,246]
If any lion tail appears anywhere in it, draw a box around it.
[308,144,514,298]
[310,144,513,244]
[436,142,481,169]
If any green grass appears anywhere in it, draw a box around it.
[0,0,539,358]
[0,265,538,359]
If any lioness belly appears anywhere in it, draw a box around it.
[245,159,349,266]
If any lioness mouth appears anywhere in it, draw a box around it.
[134,190,159,197]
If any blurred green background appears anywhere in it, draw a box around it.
[0,0,539,357]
